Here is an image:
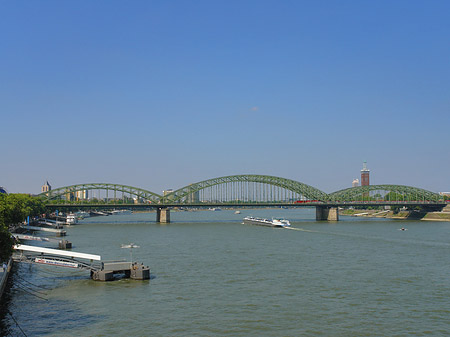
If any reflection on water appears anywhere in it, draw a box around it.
[2,209,450,336]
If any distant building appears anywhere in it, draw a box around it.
[41,181,52,193]
[162,189,173,197]
[361,162,370,186]
[185,184,200,203]
[76,190,89,200]
[187,190,200,203]
[65,191,75,201]
[352,179,359,187]
[439,192,450,198]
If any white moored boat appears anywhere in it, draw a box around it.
[242,216,290,228]
[66,213,78,225]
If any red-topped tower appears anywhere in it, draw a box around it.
[361,161,370,186]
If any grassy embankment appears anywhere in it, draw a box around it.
[340,205,450,221]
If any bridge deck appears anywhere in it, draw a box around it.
[45,201,447,210]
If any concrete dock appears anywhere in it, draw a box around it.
[13,245,150,282]
[91,261,150,281]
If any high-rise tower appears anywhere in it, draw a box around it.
[361,161,370,186]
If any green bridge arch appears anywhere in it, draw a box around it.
[163,174,329,204]
[329,184,443,202]
[38,178,444,205]
[39,183,162,203]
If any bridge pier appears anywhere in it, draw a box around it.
[316,206,339,221]
[156,208,170,223]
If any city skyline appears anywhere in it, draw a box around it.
[2,1,449,194]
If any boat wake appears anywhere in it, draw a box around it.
[284,227,319,233]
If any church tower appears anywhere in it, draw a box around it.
[41,181,52,193]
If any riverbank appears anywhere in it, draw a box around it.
[340,205,450,221]
[0,258,12,301]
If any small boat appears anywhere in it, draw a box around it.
[243,216,291,228]
[121,243,140,249]
[111,209,132,215]
[66,213,78,225]
[76,211,90,218]
[235,211,241,214]
[89,211,109,217]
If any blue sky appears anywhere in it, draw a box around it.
[1,0,449,194]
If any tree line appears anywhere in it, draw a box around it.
[0,194,45,262]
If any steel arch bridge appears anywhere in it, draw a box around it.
[39,176,444,206]
[162,174,330,204]
[40,183,162,204]
[38,175,330,205]
[329,185,443,203]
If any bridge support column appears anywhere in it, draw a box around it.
[156,208,170,223]
[316,206,339,221]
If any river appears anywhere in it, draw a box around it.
[1,208,450,336]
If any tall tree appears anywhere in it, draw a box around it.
[0,194,45,261]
